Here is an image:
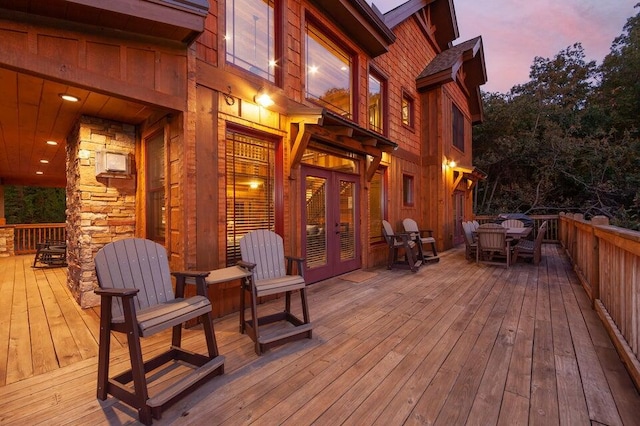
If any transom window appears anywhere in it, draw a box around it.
[305,22,352,118]
[225,129,278,265]
[225,0,276,82]
[368,71,386,134]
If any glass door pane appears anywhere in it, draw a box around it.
[339,180,355,261]
[305,175,327,268]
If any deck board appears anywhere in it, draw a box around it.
[0,246,639,425]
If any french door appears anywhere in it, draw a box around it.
[302,166,360,283]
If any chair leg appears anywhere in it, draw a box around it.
[250,287,261,355]
[300,287,312,338]
[387,247,396,269]
[239,277,247,334]
[122,298,151,425]
[201,311,220,358]
[96,298,112,400]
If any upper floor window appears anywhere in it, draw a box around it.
[452,104,465,152]
[305,22,352,118]
[225,0,276,83]
[402,91,414,128]
[368,70,386,134]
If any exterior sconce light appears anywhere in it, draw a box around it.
[254,87,274,108]
[448,160,457,168]
[223,85,235,106]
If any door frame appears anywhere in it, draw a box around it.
[301,165,361,283]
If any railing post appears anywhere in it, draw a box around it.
[590,216,609,307]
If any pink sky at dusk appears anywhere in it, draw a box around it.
[371,0,639,93]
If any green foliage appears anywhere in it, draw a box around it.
[4,186,66,224]
[473,6,640,229]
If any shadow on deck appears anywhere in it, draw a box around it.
[0,245,639,425]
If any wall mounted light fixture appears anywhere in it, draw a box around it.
[254,87,274,108]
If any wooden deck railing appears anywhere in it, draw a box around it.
[12,223,66,254]
[559,213,640,391]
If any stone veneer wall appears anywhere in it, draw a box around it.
[0,226,14,257]
[66,116,137,308]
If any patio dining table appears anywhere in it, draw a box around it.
[506,227,532,240]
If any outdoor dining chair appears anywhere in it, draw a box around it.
[513,221,548,265]
[94,238,225,425]
[238,230,313,355]
[500,219,526,228]
[476,223,511,267]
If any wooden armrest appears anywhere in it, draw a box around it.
[392,232,413,242]
[95,287,139,297]
[285,255,306,276]
[171,271,211,278]
[237,260,256,271]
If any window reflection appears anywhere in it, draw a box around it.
[305,23,352,118]
[369,73,383,133]
[226,0,275,82]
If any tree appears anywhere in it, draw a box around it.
[4,186,66,224]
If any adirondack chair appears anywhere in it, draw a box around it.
[94,238,224,425]
[238,230,313,355]
[382,220,421,272]
[402,218,439,262]
[513,221,548,265]
[476,223,511,267]
[33,239,67,268]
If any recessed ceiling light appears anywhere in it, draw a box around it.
[59,94,79,102]
[46,140,58,145]
[40,159,49,164]
[36,171,44,175]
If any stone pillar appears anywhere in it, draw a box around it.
[66,116,137,308]
[0,226,14,257]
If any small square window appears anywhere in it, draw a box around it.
[403,174,414,206]
[401,91,414,128]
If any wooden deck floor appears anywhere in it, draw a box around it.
[0,246,639,425]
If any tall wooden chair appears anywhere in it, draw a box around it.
[382,220,421,272]
[513,221,548,265]
[402,218,439,262]
[476,223,511,267]
[238,230,312,355]
[94,238,224,425]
